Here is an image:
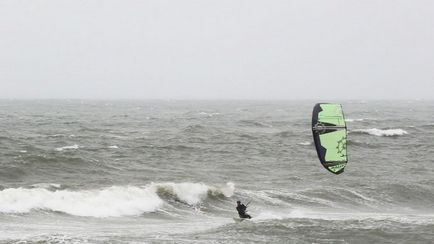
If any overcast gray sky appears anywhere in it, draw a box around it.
[1,0,433,100]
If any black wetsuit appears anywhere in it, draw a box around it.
[236,203,251,219]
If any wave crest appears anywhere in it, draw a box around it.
[55,144,80,151]
[345,118,377,122]
[297,141,312,146]
[351,128,408,137]
[0,182,234,217]
[152,182,234,205]
[0,186,162,217]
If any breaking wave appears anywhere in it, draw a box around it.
[351,128,408,137]
[151,182,234,205]
[0,182,234,217]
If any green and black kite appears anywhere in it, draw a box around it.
[312,103,348,174]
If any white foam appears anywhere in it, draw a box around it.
[345,118,376,122]
[55,144,80,151]
[151,182,234,205]
[30,183,61,189]
[345,118,364,122]
[0,182,234,217]
[246,207,434,226]
[297,141,312,146]
[253,211,285,221]
[0,186,163,217]
[212,182,235,198]
[48,134,64,138]
[152,182,208,205]
[108,145,119,149]
[353,128,408,137]
[287,209,434,225]
[198,112,220,117]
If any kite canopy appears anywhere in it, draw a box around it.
[312,103,348,174]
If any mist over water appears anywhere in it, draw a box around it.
[1,100,433,243]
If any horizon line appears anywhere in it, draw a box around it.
[0,97,432,102]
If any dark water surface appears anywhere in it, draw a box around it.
[0,100,433,243]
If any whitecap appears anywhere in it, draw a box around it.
[151,182,208,205]
[253,211,285,221]
[55,144,80,151]
[48,134,64,138]
[297,141,312,146]
[345,118,376,122]
[151,182,234,205]
[30,183,62,189]
[0,186,163,217]
[198,112,221,117]
[0,182,234,217]
[352,128,408,137]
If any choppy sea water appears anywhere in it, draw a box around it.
[0,100,433,244]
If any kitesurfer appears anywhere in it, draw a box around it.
[236,200,251,219]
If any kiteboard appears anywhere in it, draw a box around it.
[312,103,348,174]
[233,217,251,223]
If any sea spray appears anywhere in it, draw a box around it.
[152,182,234,205]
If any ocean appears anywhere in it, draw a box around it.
[0,100,433,243]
